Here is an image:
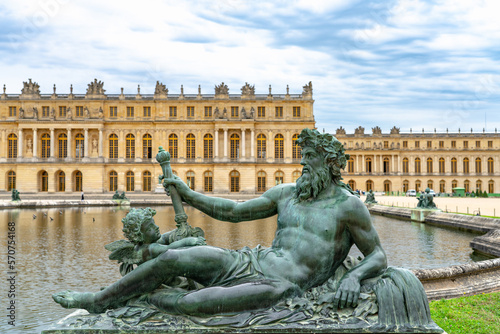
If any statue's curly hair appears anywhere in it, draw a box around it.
[296,128,358,196]
[121,208,157,244]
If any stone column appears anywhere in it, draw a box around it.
[251,129,255,159]
[119,130,124,159]
[223,129,228,159]
[285,130,291,160]
[380,155,383,173]
[136,130,141,160]
[84,128,89,158]
[67,129,72,158]
[18,129,23,158]
[391,155,395,173]
[50,128,55,158]
[214,129,219,159]
[241,129,246,159]
[98,129,103,158]
[361,155,365,173]
[268,130,274,161]
[33,128,38,158]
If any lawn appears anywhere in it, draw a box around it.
[429,292,500,334]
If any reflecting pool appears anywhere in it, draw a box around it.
[0,206,485,333]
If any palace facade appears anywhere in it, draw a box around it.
[335,126,500,194]
[0,79,315,194]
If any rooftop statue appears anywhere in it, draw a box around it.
[417,188,438,209]
[21,78,41,96]
[52,128,442,333]
[155,81,168,96]
[214,82,229,95]
[365,189,378,204]
[86,78,106,96]
[240,82,255,96]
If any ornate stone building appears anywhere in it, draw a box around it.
[0,79,315,194]
[335,126,500,194]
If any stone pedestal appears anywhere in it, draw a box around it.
[411,209,441,222]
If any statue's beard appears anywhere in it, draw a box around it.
[294,165,330,202]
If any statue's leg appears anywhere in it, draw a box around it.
[53,246,236,313]
[149,280,300,316]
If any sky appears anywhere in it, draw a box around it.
[1,0,499,134]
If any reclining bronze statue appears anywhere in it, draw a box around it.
[52,128,443,333]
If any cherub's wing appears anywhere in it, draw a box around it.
[105,240,142,264]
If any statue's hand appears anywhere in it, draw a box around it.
[181,236,207,247]
[333,274,360,309]
[163,175,190,197]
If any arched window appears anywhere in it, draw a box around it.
[439,180,446,193]
[463,158,469,174]
[186,171,195,190]
[109,171,118,191]
[366,180,374,191]
[427,180,433,190]
[488,180,494,194]
[168,134,178,159]
[347,156,355,173]
[475,158,482,174]
[126,134,135,159]
[40,171,48,192]
[275,171,284,185]
[143,171,151,191]
[230,134,240,160]
[203,171,213,192]
[348,180,356,191]
[292,134,301,160]
[58,134,68,158]
[274,134,284,160]
[488,157,494,174]
[452,180,458,189]
[57,171,65,192]
[383,157,389,174]
[414,158,421,173]
[257,171,266,192]
[439,158,445,173]
[383,180,391,193]
[186,134,195,159]
[427,158,433,173]
[109,134,118,159]
[41,133,50,158]
[75,133,84,159]
[7,171,16,191]
[464,180,470,193]
[230,170,240,192]
[126,171,135,191]
[451,157,457,173]
[292,170,301,183]
[402,158,409,173]
[415,180,421,192]
[204,134,213,159]
[74,171,82,192]
[366,157,372,173]
[403,180,409,193]
[257,134,266,159]
[476,180,482,192]
[143,134,152,159]
[8,134,18,158]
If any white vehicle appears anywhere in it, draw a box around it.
[428,189,436,197]
[406,189,417,197]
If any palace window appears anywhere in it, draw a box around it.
[42,106,50,117]
[204,134,213,159]
[57,171,65,192]
[275,106,283,118]
[463,158,470,173]
[169,106,177,117]
[476,141,481,148]
[110,106,117,117]
[126,106,134,118]
[230,171,240,192]
[476,180,482,192]
[384,180,391,192]
[204,171,213,192]
[403,180,409,193]
[109,171,118,191]
[143,106,151,117]
[9,106,16,117]
[126,171,135,191]
[187,106,194,118]
[292,134,301,160]
[292,106,301,117]
[475,158,482,173]
[427,158,433,173]
[58,134,68,158]
[126,134,135,159]
[488,141,493,148]
[348,156,355,173]
[109,134,118,159]
[292,171,301,183]
[75,171,82,191]
[186,134,196,159]
[169,134,178,159]
[348,180,356,191]
[230,134,240,160]
[7,171,16,191]
[75,134,84,159]
[187,171,195,190]
[384,141,388,149]
[415,158,421,173]
[402,158,409,173]
[452,180,458,189]
[488,180,494,194]
[451,141,456,148]
[275,171,284,185]
[415,180,421,192]
[464,180,470,193]
[204,106,212,117]
[402,141,408,148]
[257,171,266,192]
[41,171,48,192]
[439,180,445,193]
[257,134,266,159]
[383,158,390,174]
[488,158,494,173]
[439,141,444,148]
[274,134,284,160]
[451,158,457,173]
[257,107,265,118]
[231,106,239,118]
[41,133,50,158]
[463,141,468,149]
[8,134,17,158]
[59,106,67,117]
[415,141,420,148]
[366,180,374,192]
[427,180,433,190]
[76,106,84,117]
[143,171,151,191]
[366,157,372,173]
[140,134,152,159]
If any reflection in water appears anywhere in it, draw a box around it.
[0,206,484,333]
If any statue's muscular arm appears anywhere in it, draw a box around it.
[333,196,387,309]
[163,177,291,223]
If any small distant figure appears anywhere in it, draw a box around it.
[364,189,377,204]
[81,191,85,201]
[11,189,21,201]
[417,188,437,209]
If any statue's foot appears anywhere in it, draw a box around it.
[52,290,104,313]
